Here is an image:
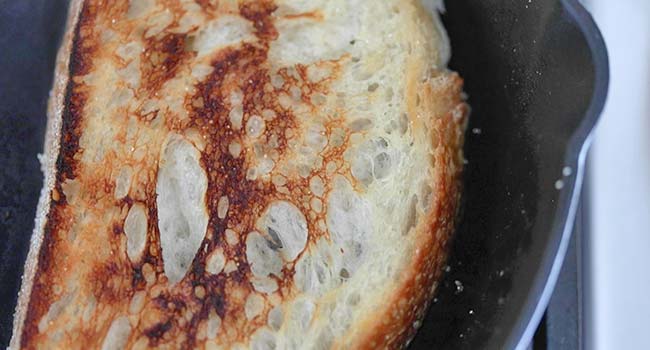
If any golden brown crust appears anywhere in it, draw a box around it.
[11,1,467,349]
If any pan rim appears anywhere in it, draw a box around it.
[504,0,610,349]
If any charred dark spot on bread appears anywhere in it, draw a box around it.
[239,1,278,41]
[56,10,97,183]
[142,33,193,93]
[144,320,172,341]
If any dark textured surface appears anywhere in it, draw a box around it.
[411,0,605,349]
[0,0,606,349]
[0,0,68,346]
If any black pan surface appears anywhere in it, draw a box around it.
[412,0,607,349]
[0,0,608,348]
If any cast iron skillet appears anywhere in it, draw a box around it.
[0,0,608,348]
[411,0,608,349]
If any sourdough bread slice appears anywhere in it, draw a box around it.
[11,0,468,349]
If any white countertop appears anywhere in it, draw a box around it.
[587,0,650,348]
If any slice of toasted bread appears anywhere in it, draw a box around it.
[10,1,467,349]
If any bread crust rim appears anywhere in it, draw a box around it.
[9,1,85,348]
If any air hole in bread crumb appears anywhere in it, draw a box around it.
[126,0,154,19]
[224,260,238,274]
[194,285,206,299]
[293,299,315,331]
[101,316,131,350]
[349,118,372,132]
[272,174,287,187]
[246,168,257,180]
[124,203,148,262]
[156,135,208,285]
[309,176,325,196]
[251,328,276,350]
[252,276,278,294]
[326,161,338,175]
[385,120,398,134]
[192,15,255,56]
[246,115,265,138]
[225,229,239,246]
[290,86,302,101]
[229,90,244,130]
[421,185,434,211]
[347,293,361,306]
[245,293,266,320]
[271,74,284,88]
[38,293,74,332]
[258,201,308,261]
[191,64,213,80]
[310,197,323,213]
[258,157,275,176]
[217,196,229,219]
[115,41,142,61]
[61,179,80,203]
[129,291,146,315]
[351,153,373,185]
[206,248,226,275]
[311,93,327,105]
[268,306,283,331]
[246,231,283,278]
[374,137,389,149]
[373,152,392,180]
[228,141,242,158]
[142,263,155,285]
[266,227,283,250]
[206,310,221,340]
[314,328,334,350]
[399,113,409,134]
[403,195,418,235]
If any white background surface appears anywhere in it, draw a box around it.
[587,0,650,349]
